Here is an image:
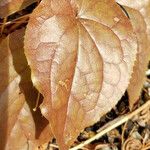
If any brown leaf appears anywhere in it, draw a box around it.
[116,1,150,109]
[0,28,53,150]
[24,0,137,149]
[0,0,37,18]
[115,1,150,61]
[5,120,36,150]
[122,137,142,150]
[116,0,150,41]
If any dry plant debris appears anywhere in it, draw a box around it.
[0,0,150,150]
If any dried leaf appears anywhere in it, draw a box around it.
[25,0,137,149]
[116,0,150,41]
[116,1,150,109]
[0,28,52,150]
[125,7,149,109]
[132,106,150,127]
[5,110,37,150]
[122,137,142,150]
[107,129,120,143]
[0,0,37,18]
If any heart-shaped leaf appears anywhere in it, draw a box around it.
[116,0,150,109]
[25,0,137,149]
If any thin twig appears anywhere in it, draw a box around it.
[49,144,59,149]
[0,17,7,35]
[70,100,150,150]
[121,121,128,144]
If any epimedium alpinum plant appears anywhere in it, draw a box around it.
[0,0,150,149]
